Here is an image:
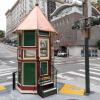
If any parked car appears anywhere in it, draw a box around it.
[57,51,67,57]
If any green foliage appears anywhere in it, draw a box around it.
[96,40,100,50]
[0,30,5,38]
[72,16,100,30]
[93,1,100,11]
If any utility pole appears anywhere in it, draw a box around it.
[83,0,91,94]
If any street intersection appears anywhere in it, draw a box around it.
[0,43,100,99]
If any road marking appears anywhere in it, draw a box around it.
[89,63,100,67]
[67,71,100,81]
[7,76,17,79]
[1,62,7,65]
[90,68,100,72]
[0,82,12,86]
[0,71,13,75]
[54,62,63,65]
[57,74,73,80]
[9,61,15,63]
[79,69,100,75]
[78,63,100,67]
[0,68,17,72]
[0,72,12,77]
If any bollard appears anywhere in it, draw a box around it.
[12,72,16,90]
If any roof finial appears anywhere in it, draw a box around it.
[35,0,39,6]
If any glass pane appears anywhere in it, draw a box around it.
[24,49,36,58]
[39,31,49,36]
[39,38,49,58]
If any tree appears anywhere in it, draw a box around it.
[92,0,100,11]
[96,40,100,50]
[0,30,5,38]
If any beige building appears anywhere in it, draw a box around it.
[5,0,49,40]
[5,0,64,41]
[51,2,100,56]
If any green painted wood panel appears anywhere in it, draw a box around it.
[18,62,22,84]
[18,34,21,46]
[23,62,36,85]
[40,62,48,75]
[24,30,35,46]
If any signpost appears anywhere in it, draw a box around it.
[83,0,91,94]
[72,0,100,94]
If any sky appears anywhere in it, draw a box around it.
[0,0,17,31]
[0,0,92,31]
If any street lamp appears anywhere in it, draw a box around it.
[55,39,60,50]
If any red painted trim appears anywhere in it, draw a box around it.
[18,59,38,62]
[36,30,40,86]
[49,33,51,76]
[17,84,37,90]
[21,31,23,59]
[19,47,37,49]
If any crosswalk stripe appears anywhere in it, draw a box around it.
[79,69,100,75]
[0,68,17,72]
[90,63,100,67]
[90,68,100,72]
[67,71,100,81]
[0,82,12,86]
[9,61,15,63]
[57,74,73,80]
[7,76,17,79]
[54,62,62,64]
[79,63,100,67]
[0,72,12,77]
[0,70,16,75]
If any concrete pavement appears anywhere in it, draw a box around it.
[1,43,100,99]
[0,84,100,100]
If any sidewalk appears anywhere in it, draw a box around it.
[0,84,100,100]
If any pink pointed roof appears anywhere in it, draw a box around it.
[16,4,57,33]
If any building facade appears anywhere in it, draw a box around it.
[5,0,52,40]
[51,2,100,56]
[5,0,65,41]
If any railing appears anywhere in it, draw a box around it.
[51,65,57,90]
[38,64,57,94]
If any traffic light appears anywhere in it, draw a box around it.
[72,20,81,30]
[90,16,100,26]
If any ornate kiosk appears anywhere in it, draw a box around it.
[16,4,57,97]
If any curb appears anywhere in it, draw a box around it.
[59,84,85,96]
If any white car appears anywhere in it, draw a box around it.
[57,51,67,57]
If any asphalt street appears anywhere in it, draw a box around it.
[0,43,100,95]
[55,57,100,93]
[0,43,17,86]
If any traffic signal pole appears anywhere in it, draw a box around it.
[83,0,90,94]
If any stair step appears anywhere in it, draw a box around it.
[40,80,51,84]
[43,87,56,93]
[40,82,53,86]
